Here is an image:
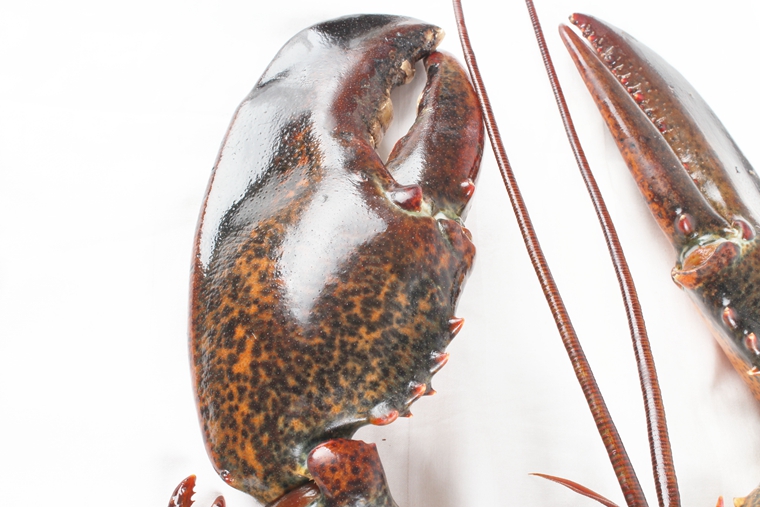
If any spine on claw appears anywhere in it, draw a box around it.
[183,13,484,507]
[560,14,760,401]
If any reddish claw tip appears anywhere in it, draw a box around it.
[408,382,427,402]
[169,476,196,507]
[369,408,399,426]
[168,475,226,507]
[448,317,465,337]
[389,184,423,212]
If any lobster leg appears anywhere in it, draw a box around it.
[560,15,760,401]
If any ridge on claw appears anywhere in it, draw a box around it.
[562,14,760,401]
[183,14,483,507]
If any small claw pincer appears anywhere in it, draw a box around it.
[560,15,760,399]
[190,13,483,507]
[168,476,225,507]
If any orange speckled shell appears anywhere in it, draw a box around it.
[190,14,483,504]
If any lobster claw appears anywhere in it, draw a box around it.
[190,13,483,507]
[560,16,760,399]
[168,476,225,507]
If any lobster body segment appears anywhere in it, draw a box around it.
[190,14,483,506]
[561,15,760,400]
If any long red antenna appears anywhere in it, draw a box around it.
[523,2,680,506]
[451,1,648,506]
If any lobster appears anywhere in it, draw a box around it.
[174,0,760,507]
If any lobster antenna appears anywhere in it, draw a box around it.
[451,1,647,506]
[523,2,680,507]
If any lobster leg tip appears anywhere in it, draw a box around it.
[168,476,227,507]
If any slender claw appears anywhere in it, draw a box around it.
[560,16,735,246]
[169,476,197,507]
[564,13,760,227]
[561,15,760,399]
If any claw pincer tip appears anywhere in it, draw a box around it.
[563,13,760,399]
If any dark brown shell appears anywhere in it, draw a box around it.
[190,14,483,504]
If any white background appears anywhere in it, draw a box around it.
[2,1,759,506]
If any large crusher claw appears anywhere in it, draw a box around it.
[560,14,760,401]
[190,14,483,507]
